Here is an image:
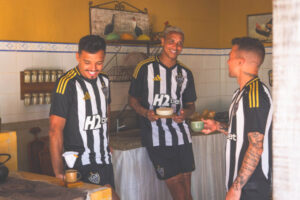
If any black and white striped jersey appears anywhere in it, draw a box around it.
[50,67,112,166]
[129,56,197,147]
[226,77,272,190]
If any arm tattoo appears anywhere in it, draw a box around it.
[232,132,264,191]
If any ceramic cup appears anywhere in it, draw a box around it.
[190,121,204,132]
[64,169,81,183]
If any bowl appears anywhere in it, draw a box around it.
[190,121,204,132]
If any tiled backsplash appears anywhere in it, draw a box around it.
[0,40,272,124]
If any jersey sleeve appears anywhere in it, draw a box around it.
[129,64,146,98]
[182,70,197,103]
[49,79,73,119]
[244,86,271,135]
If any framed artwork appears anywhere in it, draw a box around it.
[90,8,150,38]
[247,13,272,43]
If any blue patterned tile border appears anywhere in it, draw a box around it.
[0,40,78,53]
[0,40,272,55]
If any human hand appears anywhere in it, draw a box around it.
[56,173,64,180]
[173,109,185,123]
[201,119,218,134]
[146,110,158,121]
[225,186,241,200]
[109,146,114,153]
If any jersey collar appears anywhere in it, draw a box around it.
[75,66,98,84]
[156,56,178,69]
[245,76,259,87]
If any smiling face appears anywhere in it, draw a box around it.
[76,50,105,80]
[160,32,184,62]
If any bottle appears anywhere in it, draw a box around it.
[24,93,31,106]
[32,93,38,105]
[31,70,37,83]
[44,70,50,82]
[38,70,44,83]
[45,93,51,104]
[39,93,45,104]
[51,70,57,82]
[24,70,31,83]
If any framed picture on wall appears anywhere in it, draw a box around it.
[90,8,150,38]
[247,13,272,43]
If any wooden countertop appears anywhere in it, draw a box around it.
[110,129,222,151]
[8,171,111,200]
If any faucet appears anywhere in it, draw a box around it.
[116,118,126,133]
[115,103,129,133]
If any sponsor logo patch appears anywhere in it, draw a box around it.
[227,133,237,141]
[84,115,108,130]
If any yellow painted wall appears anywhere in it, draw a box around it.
[0,0,271,48]
[219,0,272,48]
[124,0,220,48]
[0,0,219,47]
[0,0,90,43]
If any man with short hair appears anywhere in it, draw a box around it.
[128,26,197,200]
[49,35,119,199]
[202,37,272,200]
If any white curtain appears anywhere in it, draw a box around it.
[273,0,300,199]
[112,134,226,200]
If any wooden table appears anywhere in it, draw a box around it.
[5,171,111,200]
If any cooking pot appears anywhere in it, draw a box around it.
[0,154,11,183]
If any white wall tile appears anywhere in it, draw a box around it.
[32,52,62,68]
[16,52,33,71]
[0,73,19,94]
[0,44,273,123]
[202,55,220,69]
[196,83,220,97]
[0,52,17,73]
[220,55,229,69]
[61,53,77,69]
[196,97,221,112]
[261,54,272,69]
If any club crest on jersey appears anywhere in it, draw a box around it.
[227,133,237,141]
[153,94,180,107]
[176,73,184,86]
[88,172,101,184]
[156,165,165,178]
[84,115,107,130]
[101,86,108,99]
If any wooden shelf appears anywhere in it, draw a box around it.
[106,40,161,55]
[106,40,161,46]
[20,71,55,100]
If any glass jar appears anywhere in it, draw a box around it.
[57,70,63,79]
[32,93,38,105]
[39,93,45,104]
[24,93,31,106]
[45,93,51,104]
[31,70,37,83]
[51,70,57,82]
[44,70,50,82]
[38,70,44,83]
[24,70,31,83]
